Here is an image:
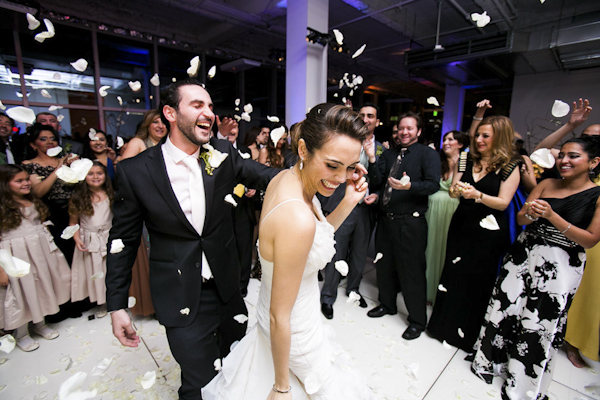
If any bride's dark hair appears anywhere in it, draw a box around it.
[290,104,368,156]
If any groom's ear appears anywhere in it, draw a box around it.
[163,105,177,123]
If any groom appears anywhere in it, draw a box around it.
[106,79,277,399]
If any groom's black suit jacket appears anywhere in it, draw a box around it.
[106,137,277,327]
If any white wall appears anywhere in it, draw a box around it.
[509,67,600,152]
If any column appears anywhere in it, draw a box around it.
[441,84,465,147]
[286,0,329,126]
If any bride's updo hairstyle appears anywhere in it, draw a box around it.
[290,103,368,157]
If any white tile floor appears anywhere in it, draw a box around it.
[1,259,599,399]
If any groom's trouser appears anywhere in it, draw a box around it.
[165,279,247,400]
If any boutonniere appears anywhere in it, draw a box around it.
[199,143,228,176]
[64,143,72,154]
[376,145,383,156]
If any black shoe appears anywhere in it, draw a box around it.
[402,325,424,340]
[321,303,333,319]
[357,294,367,308]
[367,305,395,318]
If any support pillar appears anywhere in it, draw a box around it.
[286,0,329,126]
[441,84,465,147]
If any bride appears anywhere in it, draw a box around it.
[203,104,375,399]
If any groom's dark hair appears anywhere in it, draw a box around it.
[159,78,205,129]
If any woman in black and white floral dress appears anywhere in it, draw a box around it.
[472,136,600,400]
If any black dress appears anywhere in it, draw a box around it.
[472,186,600,400]
[427,160,518,352]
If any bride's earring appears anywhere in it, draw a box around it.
[300,158,304,170]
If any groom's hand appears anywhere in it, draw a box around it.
[111,309,141,347]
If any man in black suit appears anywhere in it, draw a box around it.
[366,111,440,341]
[106,79,276,399]
[319,104,384,319]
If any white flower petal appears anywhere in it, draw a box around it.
[551,99,570,118]
[400,175,411,185]
[270,126,286,146]
[442,340,453,350]
[530,148,555,169]
[40,89,52,99]
[349,89,354,97]
[332,29,344,45]
[233,314,248,324]
[57,114,65,122]
[342,97,347,104]
[70,158,94,181]
[234,98,240,106]
[61,224,80,240]
[128,296,136,308]
[128,81,141,92]
[180,307,190,315]
[267,115,280,123]
[110,239,125,254]
[58,372,97,400]
[406,362,419,380]
[374,252,383,263]
[240,112,251,122]
[452,257,461,264]
[47,146,63,157]
[426,96,440,107]
[476,11,491,28]
[458,328,465,338]
[91,357,113,376]
[55,166,79,184]
[44,18,55,35]
[207,148,228,168]
[140,371,156,390]
[352,44,367,59]
[213,358,222,371]
[91,271,104,281]
[98,86,110,97]
[238,150,250,159]
[335,260,349,276]
[333,93,338,98]
[233,114,241,122]
[27,13,41,30]
[413,211,420,217]
[207,65,216,79]
[347,291,360,304]
[0,334,16,354]
[202,143,214,151]
[88,128,97,141]
[48,105,63,111]
[34,31,53,43]
[243,103,253,114]
[480,214,500,231]
[117,96,123,106]
[6,106,36,124]
[187,56,200,77]
[438,284,447,292]
[150,73,160,86]
[70,59,88,72]
[116,136,124,149]
[353,75,364,85]
[224,194,238,207]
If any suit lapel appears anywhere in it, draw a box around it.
[201,144,216,233]
[146,146,198,234]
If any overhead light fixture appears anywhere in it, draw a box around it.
[433,1,445,52]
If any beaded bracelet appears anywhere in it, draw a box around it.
[524,213,539,222]
[272,385,292,394]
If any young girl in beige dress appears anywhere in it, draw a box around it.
[68,161,114,318]
[0,165,71,352]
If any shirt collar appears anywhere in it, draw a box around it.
[163,135,200,164]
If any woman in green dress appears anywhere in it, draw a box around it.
[425,130,469,303]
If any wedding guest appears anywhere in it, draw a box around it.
[428,116,521,352]
[472,135,600,400]
[259,125,291,168]
[0,113,18,164]
[244,126,269,161]
[0,165,71,351]
[119,109,167,159]
[83,130,117,181]
[366,111,441,340]
[424,130,469,303]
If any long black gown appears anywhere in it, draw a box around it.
[472,186,600,400]
[427,160,518,352]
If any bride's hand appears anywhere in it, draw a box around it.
[345,164,368,203]
[267,389,292,400]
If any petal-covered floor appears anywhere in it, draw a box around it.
[1,259,598,399]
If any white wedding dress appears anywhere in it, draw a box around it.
[202,197,375,400]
